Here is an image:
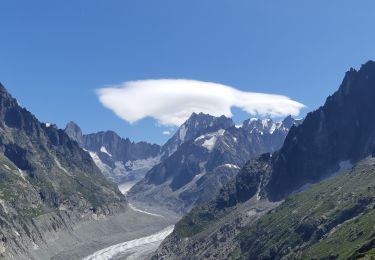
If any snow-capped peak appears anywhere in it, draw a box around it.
[242,116,302,135]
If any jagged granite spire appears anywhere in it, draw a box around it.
[64,121,84,146]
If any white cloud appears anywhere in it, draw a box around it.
[97,79,305,127]
[162,130,171,135]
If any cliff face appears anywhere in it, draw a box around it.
[267,61,375,200]
[0,84,126,258]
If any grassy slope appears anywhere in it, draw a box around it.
[235,157,375,259]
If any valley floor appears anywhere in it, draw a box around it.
[21,183,181,260]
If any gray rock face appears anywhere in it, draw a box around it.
[265,61,375,200]
[128,113,300,213]
[0,84,126,259]
[65,122,161,184]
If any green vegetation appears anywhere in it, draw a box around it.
[0,155,27,202]
[19,206,44,218]
[233,158,375,259]
[174,203,227,238]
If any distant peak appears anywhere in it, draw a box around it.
[0,82,5,91]
[65,121,82,132]
[362,60,375,68]
[64,121,83,145]
[0,83,13,99]
[281,115,293,125]
[185,112,232,124]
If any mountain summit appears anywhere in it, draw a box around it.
[161,112,234,158]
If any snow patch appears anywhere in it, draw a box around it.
[128,203,164,218]
[17,168,27,181]
[269,123,277,134]
[179,124,187,142]
[202,136,218,151]
[261,119,271,128]
[54,158,70,175]
[118,181,138,195]
[223,164,240,169]
[201,129,226,151]
[89,152,112,173]
[192,172,205,181]
[0,199,8,214]
[194,135,205,141]
[100,146,112,157]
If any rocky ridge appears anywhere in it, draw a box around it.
[65,122,161,184]
[0,84,126,259]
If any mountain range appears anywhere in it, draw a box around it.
[4,61,374,259]
[129,113,301,213]
[154,61,375,259]
[64,122,161,184]
[65,110,301,215]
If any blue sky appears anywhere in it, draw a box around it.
[1,1,374,144]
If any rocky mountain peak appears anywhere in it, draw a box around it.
[282,115,296,128]
[183,112,234,137]
[161,113,234,157]
[266,60,375,200]
[241,116,302,136]
[0,82,8,93]
[64,121,84,146]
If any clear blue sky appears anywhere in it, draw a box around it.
[1,1,374,144]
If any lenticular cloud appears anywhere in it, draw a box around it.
[97,79,305,126]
